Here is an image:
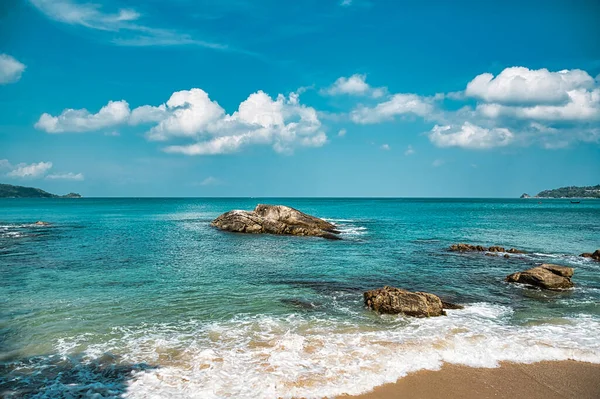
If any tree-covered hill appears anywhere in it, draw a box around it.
[0,183,81,198]
[534,185,600,198]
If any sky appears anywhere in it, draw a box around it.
[1,0,599,197]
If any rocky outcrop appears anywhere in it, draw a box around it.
[520,193,531,199]
[580,250,600,261]
[449,243,487,252]
[211,204,341,239]
[449,243,525,254]
[364,286,462,317]
[506,264,574,290]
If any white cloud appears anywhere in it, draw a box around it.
[199,176,219,186]
[0,54,26,84]
[428,122,514,149]
[153,89,326,155]
[35,87,327,155]
[129,104,168,125]
[145,89,225,141]
[35,100,130,133]
[29,0,230,50]
[476,87,600,122]
[466,67,595,105]
[2,160,84,180]
[337,128,347,137]
[351,93,434,124]
[404,145,415,156]
[46,172,85,181]
[6,161,53,178]
[432,159,444,167]
[380,144,390,150]
[323,74,386,98]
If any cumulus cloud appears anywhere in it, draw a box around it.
[145,89,225,141]
[323,74,386,98]
[46,172,85,180]
[0,54,26,84]
[152,89,325,155]
[35,100,130,133]
[35,87,327,155]
[351,93,434,124]
[129,104,168,125]
[6,161,53,178]
[428,122,514,149]
[466,67,595,105]
[476,88,600,122]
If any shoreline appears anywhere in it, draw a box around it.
[341,360,600,399]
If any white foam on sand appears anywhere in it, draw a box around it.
[47,303,600,399]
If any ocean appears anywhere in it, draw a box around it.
[1,198,599,398]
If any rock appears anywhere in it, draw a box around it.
[280,298,319,309]
[485,252,498,257]
[441,301,464,310]
[507,248,526,254]
[211,204,341,239]
[34,221,50,226]
[504,254,510,259]
[580,250,600,261]
[450,244,526,254]
[506,264,574,290]
[520,193,531,199]
[364,286,446,317]
[449,243,487,252]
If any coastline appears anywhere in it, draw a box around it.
[341,360,600,399]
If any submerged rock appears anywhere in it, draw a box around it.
[488,246,505,252]
[580,250,600,261]
[506,264,574,290]
[364,286,449,317]
[211,204,341,239]
[449,243,487,252]
[506,248,526,254]
[449,243,526,254]
[34,221,50,226]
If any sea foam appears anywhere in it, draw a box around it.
[42,304,600,399]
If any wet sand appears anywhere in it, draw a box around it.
[342,361,600,399]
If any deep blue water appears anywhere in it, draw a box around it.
[1,198,599,398]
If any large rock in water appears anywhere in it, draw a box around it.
[580,250,600,261]
[505,264,574,290]
[211,204,341,239]
[364,286,448,317]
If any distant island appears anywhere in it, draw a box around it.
[0,183,81,198]
[521,185,600,199]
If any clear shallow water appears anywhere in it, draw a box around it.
[1,198,599,398]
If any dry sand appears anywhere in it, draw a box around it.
[340,361,600,399]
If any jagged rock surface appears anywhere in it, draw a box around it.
[211,204,341,239]
[505,264,574,290]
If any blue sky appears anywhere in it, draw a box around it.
[1,0,599,197]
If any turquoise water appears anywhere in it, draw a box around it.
[1,198,600,398]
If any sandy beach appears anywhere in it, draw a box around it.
[343,361,600,399]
